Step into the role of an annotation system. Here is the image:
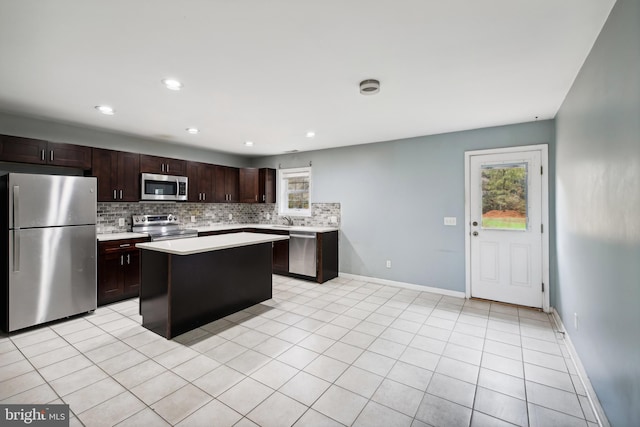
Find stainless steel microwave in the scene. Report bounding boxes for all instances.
[140,173,188,201]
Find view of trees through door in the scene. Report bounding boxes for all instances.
[481,163,528,230]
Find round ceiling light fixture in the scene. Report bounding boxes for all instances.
[162,78,183,91]
[359,79,380,95]
[186,127,199,134]
[244,141,254,147]
[306,131,315,138]
[95,105,115,115]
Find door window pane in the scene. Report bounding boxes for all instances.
[481,163,528,230]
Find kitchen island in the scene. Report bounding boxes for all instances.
[136,232,289,339]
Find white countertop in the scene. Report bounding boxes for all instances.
[97,223,338,242]
[136,232,289,255]
[196,224,340,233]
[97,232,149,241]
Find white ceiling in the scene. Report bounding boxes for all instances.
[0,1,615,157]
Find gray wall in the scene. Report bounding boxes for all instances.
[0,111,250,167]
[555,0,640,425]
[254,120,555,293]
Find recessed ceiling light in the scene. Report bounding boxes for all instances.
[306,131,315,138]
[186,128,199,134]
[244,141,254,147]
[162,78,183,91]
[95,105,115,115]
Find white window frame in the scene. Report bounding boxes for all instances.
[278,167,312,217]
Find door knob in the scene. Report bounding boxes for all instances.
[472,231,479,236]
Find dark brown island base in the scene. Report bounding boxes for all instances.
[136,232,289,339]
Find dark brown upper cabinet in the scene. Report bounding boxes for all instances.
[239,168,260,203]
[259,168,276,203]
[139,154,186,176]
[239,167,276,203]
[214,166,239,202]
[0,134,91,169]
[187,161,215,202]
[92,148,140,202]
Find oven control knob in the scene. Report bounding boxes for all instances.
[168,214,173,221]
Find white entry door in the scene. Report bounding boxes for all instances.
[467,147,547,309]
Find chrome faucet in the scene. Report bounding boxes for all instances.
[282,216,294,226]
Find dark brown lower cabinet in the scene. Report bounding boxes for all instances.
[272,239,289,274]
[317,230,339,283]
[256,229,289,273]
[98,237,148,306]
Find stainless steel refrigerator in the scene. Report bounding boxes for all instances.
[1,173,97,332]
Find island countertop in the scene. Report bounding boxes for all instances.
[136,232,289,255]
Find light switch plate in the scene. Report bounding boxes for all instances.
[191,216,196,223]
[228,214,233,220]
[118,218,125,227]
[444,217,457,226]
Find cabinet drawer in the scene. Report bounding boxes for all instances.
[99,238,149,253]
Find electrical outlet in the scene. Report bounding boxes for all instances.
[574,313,579,330]
[265,213,271,220]
[444,217,457,226]
[118,218,125,227]
[228,213,233,220]
[386,260,392,268]
[330,216,338,224]
[191,216,196,223]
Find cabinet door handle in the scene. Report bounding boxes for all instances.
[166,164,169,172]
[255,195,258,202]
[203,193,206,201]
[120,255,124,266]
[41,149,45,161]
[127,254,130,264]
[50,150,54,162]
[113,190,117,200]
[119,189,123,199]
[263,194,266,202]
[119,243,130,248]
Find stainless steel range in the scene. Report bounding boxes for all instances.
[132,214,198,241]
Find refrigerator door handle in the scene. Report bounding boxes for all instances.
[13,185,19,229]
[13,185,20,271]
[13,230,20,272]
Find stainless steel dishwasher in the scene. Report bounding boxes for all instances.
[289,231,317,277]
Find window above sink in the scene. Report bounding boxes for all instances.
[278,167,312,217]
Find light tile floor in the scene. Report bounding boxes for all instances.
[0,275,599,427]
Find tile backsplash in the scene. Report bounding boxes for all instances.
[97,202,341,233]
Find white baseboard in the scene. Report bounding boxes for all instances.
[338,272,466,299]
[551,309,610,427]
